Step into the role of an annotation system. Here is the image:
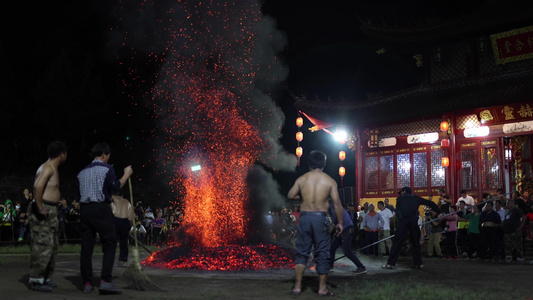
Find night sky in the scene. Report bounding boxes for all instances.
[1,1,417,205]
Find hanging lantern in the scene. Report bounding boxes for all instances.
[339,151,346,161]
[339,166,346,187]
[296,132,303,142]
[339,166,346,177]
[440,121,449,132]
[296,147,303,166]
[296,117,303,128]
[441,138,450,148]
[442,157,450,167]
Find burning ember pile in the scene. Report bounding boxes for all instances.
[144,244,294,271]
[116,1,294,270]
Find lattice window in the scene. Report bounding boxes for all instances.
[481,147,500,189]
[460,149,478,190]
[396,154,411,188]
[413,152,427,188]
[431,150,446,187]
[380,155,394,190]
[365,156,379,190]
[379,119,441,139]
[456,114,481,130]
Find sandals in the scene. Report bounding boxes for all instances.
[382,264,394,269]
[290,290,301,296]
[318,290,336,297]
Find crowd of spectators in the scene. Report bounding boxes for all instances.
[0,188,186,247]
[3,187,533,265]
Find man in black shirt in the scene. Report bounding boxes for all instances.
[383,187,440,269]
[502,199,525,263]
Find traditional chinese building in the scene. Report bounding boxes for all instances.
[295,1,533,205]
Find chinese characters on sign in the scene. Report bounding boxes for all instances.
[491,26,533,64]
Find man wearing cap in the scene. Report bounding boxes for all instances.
[383,187,441,269]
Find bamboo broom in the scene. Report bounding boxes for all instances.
[122,178,161,291]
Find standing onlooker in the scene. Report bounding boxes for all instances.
[437,188,451,214]
[462,205,481,259]
[478,201,501,261]
[441,205,459,259]
[502,199,526,263]
[458,190,475,213]
[77,143,132,294]
[29,141,67,292]
[426,209,443,258]
[18,188,33,242]
[328,203,366,274]
[357,202,368,250]
[383,187,440,269]
[362,204,383,256]
[512,191,527,215]
[377,201,394,256]
[111,194,133,267]
[494,199,506,259]
[456,201,469,257]
[384,198,396,234]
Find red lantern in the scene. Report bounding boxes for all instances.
[442,157,450,167]
[296,147,303,157]
[339,166,346,177]
[296,147,303,166]
[440,121,449,132]
[296,132,303,142]
[339,151,346,161]
[441,139,449,148]
[296,117,303,128]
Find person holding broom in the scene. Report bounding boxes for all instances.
[77,143,133,294]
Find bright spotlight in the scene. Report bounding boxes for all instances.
[191,165,202,172]
[334,130,348,142]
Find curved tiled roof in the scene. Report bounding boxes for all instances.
[295,70,533,127]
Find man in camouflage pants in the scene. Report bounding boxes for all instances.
[29,141,67,292]
[502,199,526,263]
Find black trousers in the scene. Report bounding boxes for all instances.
[387,217,422,266]
[115,217,130,262]
[479,227,499,259]
[80,203,117,284]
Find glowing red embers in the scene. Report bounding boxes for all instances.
[143,244,294,271]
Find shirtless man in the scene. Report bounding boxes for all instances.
[288,150,343,297]
[29,141,67,292]
[111,194,133,267]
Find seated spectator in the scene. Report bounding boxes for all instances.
[130,220,147,245]
[1,200,17,242]
[151,211,166,245]
[169,215,180,230]
[143,208,154,228]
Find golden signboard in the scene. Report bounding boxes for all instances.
[481,140,497,146]
[461,142,476,148]
[491,26,533,64]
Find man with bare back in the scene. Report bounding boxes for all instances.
[288,150,343,297]
[111,194,133,267]
[29,141,67,292]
